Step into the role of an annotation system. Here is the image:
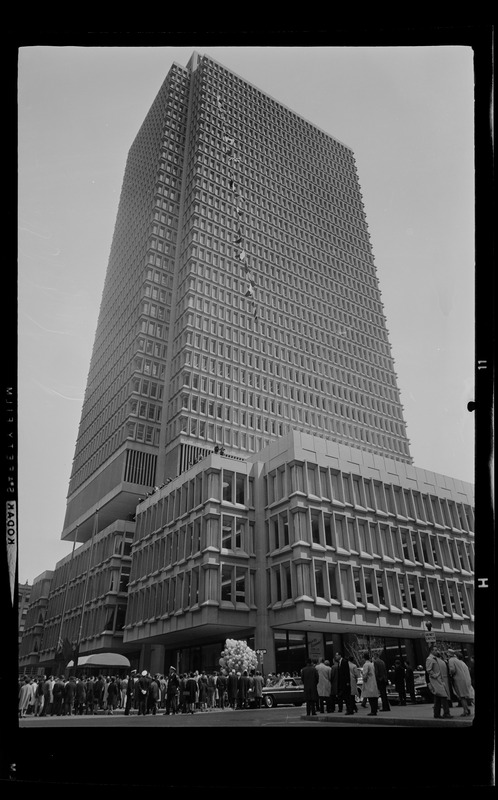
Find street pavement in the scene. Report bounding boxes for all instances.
[18,699,473,727]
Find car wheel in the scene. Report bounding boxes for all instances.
[264,695,276,708]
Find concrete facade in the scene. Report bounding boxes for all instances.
[124,431,474,675]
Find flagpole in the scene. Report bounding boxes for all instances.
[74,507,99,667]
[54,525,78,672]
[58,525,78,641]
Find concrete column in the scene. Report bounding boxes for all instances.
[253,462,275,674]
[149,644,166,676]
[295,562,305,597]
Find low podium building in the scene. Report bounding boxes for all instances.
[123,430,474,675]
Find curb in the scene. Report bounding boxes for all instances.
[301,712,473,728]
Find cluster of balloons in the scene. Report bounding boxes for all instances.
[219,639,258,673]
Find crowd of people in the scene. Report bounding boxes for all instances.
[299,648,475,719]
[18,666,267,717]
[19,647,474,720]
[123,666,268,714]
[18,673,129,717]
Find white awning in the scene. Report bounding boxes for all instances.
[66,653,131,669]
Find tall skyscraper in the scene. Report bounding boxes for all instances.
[21,52,473,679]
[62,51,411,547]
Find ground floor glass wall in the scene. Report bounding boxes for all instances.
[274,629,474,677]
[165,636,256,676]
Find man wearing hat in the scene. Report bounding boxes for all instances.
[137,670,151,716]
[165,666,180,715]
[124,670,137,715]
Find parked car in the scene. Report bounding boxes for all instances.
[356,669,432,704]
[248,676,305,708]
[386,670,432,703]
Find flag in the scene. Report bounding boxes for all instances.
[62,637,73,664]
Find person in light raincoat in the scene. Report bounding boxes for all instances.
[447,650,474,716]
[361,652,379,716]
[18,677,33,717]
[425,646,452,718]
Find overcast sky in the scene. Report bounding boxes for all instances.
[18,44,475,585]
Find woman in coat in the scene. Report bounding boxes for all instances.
[447,650,474,716]
[361,652,379,716]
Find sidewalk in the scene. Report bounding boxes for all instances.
[302,701,474,727]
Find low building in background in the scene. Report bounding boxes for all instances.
[19,573,51,676]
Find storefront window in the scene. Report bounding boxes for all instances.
[288,632,307,672]
[324,633,342,663]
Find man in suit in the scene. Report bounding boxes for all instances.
[217,670,228,709]
[165,666,180,715]
[301,659,319,716]
[335,652,354,714]
[138,670,151,715]
[237,670,251,709]
[124,670,137,715]
[227,669,239,709]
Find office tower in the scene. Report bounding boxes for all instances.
[25,52,473,679]
[62,50,411,548]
